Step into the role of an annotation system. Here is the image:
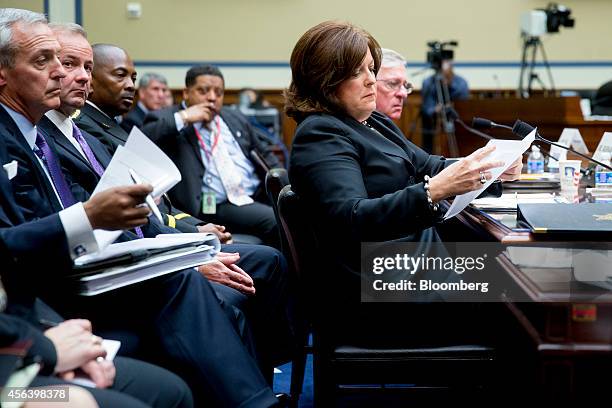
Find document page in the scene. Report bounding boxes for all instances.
[89,127,182,250]
[444,129,536,220]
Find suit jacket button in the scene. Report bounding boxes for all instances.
[236,131,241,137]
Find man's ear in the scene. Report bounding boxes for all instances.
[182,88,188,104]
[0,67,8,87]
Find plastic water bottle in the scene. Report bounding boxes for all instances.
[527,145,544,174]
[594,152,612,189]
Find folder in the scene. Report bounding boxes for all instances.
[517,203,612,235]
[71,234,219,296]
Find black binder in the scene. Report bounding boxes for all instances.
[517,203,612,235]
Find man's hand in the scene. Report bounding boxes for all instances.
[197,223,232,243]
[83,185,152,230]
[44,320,106,374]
[198,254,255,295]
[79,359,116,389]
[180,102,216,125]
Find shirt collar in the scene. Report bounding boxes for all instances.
[0,103,37,150]
[137,101,149,114]
[45,110,74,139]
[86,100,113,119]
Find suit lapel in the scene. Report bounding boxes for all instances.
[184,125,205,171]
[39,116,94,173]
[220,110,251,159]
[0,108,63,213]
[0,122,25,226]
[81,104,129,146]
[82,130,112,168]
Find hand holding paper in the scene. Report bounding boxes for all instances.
[443,129,536,220]
[89,127,182,250]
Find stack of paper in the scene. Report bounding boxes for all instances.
[471,193,565,211]
[73,234,219,296]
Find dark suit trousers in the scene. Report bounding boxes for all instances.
[30,356,193,408]
[217,244,296,378]
[44,269,277,407]
[208,199,279,248]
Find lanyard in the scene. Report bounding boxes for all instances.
[194,116,221,162]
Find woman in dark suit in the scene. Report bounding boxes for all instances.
[286,21,521,339]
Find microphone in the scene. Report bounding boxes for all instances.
[471,116,565,168]
[512,120,612,171]
[472,117,512,131]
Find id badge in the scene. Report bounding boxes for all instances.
[202,191,216,214]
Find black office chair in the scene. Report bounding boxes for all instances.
[264,170,310,407]
[276,185,497,406]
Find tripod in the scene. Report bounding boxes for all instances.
[518,36,555,98]
[432,72,459,157]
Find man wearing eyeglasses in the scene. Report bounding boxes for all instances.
[375,48,413,120]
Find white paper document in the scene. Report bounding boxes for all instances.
[443,129,536,220]
[70,339,121,388]
[470,192,565,211]
[89,127,182,250]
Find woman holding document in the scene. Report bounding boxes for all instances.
[286,21,522,339]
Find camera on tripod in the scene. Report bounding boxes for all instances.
[521,3,574,37]
[426,41,458,71]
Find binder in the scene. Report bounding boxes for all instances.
[517,203,612,235]
[71,234,219,296]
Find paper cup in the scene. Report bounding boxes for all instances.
[559,160,581,191]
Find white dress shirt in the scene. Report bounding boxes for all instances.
[1,103,98,258]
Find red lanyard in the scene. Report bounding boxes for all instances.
[194,116,221,162]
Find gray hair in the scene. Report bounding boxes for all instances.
[380,48,406,69]
[49,22,87,39]
[138,72,168,89]
[0,8,47,68]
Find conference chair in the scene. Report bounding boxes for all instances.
[265,169,309,407]
[276,185,498,406]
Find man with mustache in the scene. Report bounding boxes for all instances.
[47,38,295,386]
[141,65,281,248]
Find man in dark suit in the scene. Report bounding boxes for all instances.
[41,27,295,378]
[141,65,281,247]
[73,45,243,242]
[121,72,168,133]
[0,11,280,407]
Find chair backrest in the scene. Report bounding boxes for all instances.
[264,168,289,251]
[277,185,320,291]
[264,168,289,215]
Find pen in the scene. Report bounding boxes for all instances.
[128,168,164,223]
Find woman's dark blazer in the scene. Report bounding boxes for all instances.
[289,111,450,297]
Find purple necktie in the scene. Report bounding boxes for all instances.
[72,123,105,177]
[34,131,77,208]
[71,123,143,238]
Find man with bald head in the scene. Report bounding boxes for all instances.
[74,43,136,153]
[1,16,282,407]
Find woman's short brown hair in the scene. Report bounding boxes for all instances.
[284,21,381,122]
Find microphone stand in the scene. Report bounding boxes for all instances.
[513,120,612,172]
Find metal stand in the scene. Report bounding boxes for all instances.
[519,36,555,98]
[433,72,459,157]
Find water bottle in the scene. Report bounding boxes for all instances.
[527,145,544,174]
[594,152,612,189]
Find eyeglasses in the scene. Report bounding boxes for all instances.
[377,79,413,94]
